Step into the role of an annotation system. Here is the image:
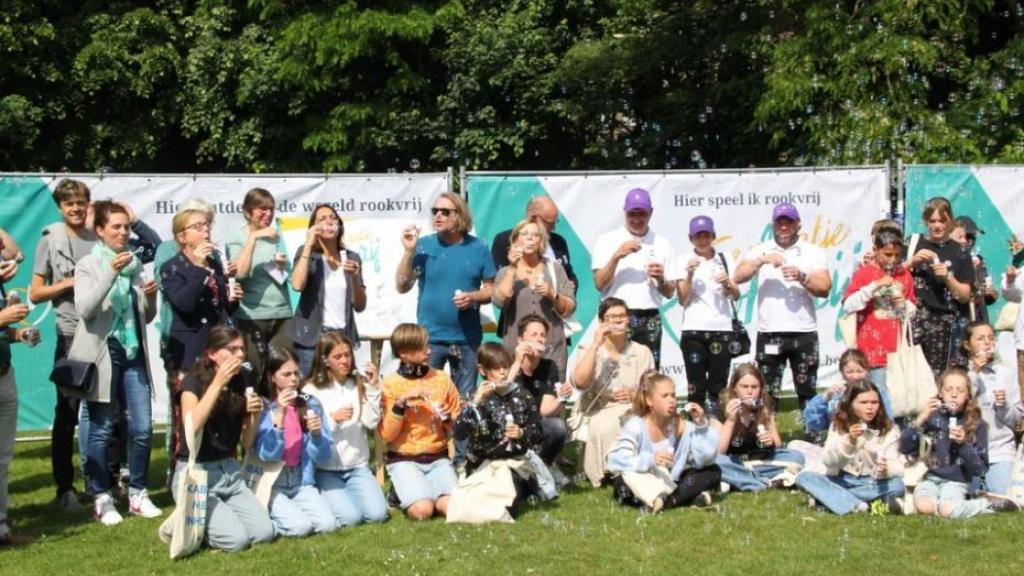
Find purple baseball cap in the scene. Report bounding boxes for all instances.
[689,215,715,236]
[624,188,653,212]
[772,202,800,222]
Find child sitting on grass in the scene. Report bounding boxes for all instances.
[795,380,904,515]
[607,372,720,512]
[379,324,462,520]
[900,367,1018,517]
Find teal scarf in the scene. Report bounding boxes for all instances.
[92,244,141,360]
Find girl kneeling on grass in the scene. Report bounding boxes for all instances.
[607,372,720,512]
[253,348,337,536]
[900,367,1018,517]
[172,326,274,552]
[795,380,904,515]
[302,332,389,527]
[380,324,462,520]
[714,364,804,492]
[962,321,1022,496]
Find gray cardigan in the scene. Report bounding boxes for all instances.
[67,254,157,403]
[290,248,361,348]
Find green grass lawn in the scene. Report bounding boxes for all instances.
[2,417,1023,575]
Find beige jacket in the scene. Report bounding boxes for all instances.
[67,254,156,403]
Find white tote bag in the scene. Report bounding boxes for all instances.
[242,451,284,509]
[158,414,208,559]
[884,321,937,417]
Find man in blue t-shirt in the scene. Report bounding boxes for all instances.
[395,192,496,398]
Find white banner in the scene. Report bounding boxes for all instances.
[469,167,891,398]
[36,173,450,422]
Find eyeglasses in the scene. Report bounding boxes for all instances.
[184,221,211,232]
[431,207,457,217]
[603,313,629,321]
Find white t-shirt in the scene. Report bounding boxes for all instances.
[674,251,736,332]
[591,226,676,310]
[322,258,349,330]
[744,239,828,333]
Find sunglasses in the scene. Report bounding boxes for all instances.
[431,207,457,217]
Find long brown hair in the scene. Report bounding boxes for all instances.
[937,367,983,443]
[306,332,366,407]
[832,379,893,435]
[307,204,345,252]
[266,346,308,433]
[720,363,773,436]
[183,325,248,416]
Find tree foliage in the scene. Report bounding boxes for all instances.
[0,0,1022,172]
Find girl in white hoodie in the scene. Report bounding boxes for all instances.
[302,332,389,526]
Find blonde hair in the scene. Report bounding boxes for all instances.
[391,323,429,358]
[631,371,674,418]
[172,208,211,247]
[510,218,550,256]
[437,192,473,236]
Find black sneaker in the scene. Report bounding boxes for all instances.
[884,495,904,515]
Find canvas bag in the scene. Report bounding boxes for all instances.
[884,321,937,417]
[158,414,208,559]
[241,450,284,509]
[995,302,1019,332]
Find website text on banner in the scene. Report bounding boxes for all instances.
[468,168,890,397]
[0,173,449,431]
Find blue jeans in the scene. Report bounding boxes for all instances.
[316,466,389,527]
[716,449,805,492]
[985,461,1013,496]
[84,345,152,495]
[428,342,479,399]
[294,344,315,379]
[796,470,905,516]
[428,342,477,462]
[915,473,991,518]
[386,458,457,509]
[868,368,895,418]
[269,466,337,537]
[172,458,275,552]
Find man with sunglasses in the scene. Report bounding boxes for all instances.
[591,188,676,368]
[396,192,496,403]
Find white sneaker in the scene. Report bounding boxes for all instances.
[94,493,123,526]
[129,490,163,518]
[57,489,85,513]
[719,482,731,494]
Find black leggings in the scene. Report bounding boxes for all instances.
[680,330,735,410]
[756,331,819,408]
[613,465,722,509]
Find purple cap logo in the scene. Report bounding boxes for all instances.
[624,188,653,212]
[689,215,715,236]
[772,202,800,222]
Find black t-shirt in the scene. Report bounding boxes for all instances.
[911,237,975,314]
[514,358,559,410]
[175,374,247,463]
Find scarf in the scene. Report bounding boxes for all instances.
[397,362,429,379]
[92,244,141,360]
